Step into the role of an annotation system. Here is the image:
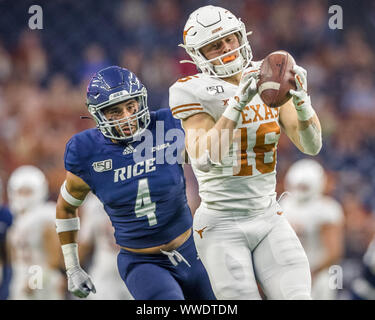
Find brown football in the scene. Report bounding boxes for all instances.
[257,50,296,108]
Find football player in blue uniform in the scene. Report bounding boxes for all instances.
[349,237,375,300]
[0,178,13,300]
[56,66,215,300]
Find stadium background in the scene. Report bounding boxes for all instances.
[0,0,374,298]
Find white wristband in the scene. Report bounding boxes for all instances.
[222,98,242,122]
[295,96,315,121]
[60,181,84,207]
[56,217,80,233]
[61,243,80,270]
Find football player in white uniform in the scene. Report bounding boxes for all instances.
[169,5,322,299]
[281,159,344,300]
[78,193,133,300]
[7,166,64,300]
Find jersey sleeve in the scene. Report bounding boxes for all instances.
[319,198,344,225]
[64,136,87,181]
[169,81,215,121]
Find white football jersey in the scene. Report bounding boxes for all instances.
[281,195,344,270]
[169,63,281,213]
[9,201,63,300]
[281,195,344,299]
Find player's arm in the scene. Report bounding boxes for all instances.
[312,221,344,279]
[279,65,322,156]
[43,223,64,270]
[56,171,96,298]
[182,112,235,170]
[182,70,259,171]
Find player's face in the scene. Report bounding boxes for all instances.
[200,33,240,65]
[291,183,312,202]
[103,99,139,135]
[11,186,35,214]
[15,186,34,197]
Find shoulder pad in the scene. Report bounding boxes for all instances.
[169,79,205,120]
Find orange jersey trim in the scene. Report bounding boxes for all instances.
[171,103,201,113]
[172,107,204,116]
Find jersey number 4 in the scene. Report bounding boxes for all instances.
[235,121,280,176]
[135,178,157,226]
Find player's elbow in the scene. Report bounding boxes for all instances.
[302,142,322,156]
[299,129,322,156]
[56,194,78,219]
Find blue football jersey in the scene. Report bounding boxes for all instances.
[64,108,192,248]
[0,206,12,241]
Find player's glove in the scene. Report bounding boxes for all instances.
[236,67,259,108]
[223,67,259,122]
[289,65,314,121]
[66,266,96,298]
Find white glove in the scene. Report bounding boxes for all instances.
[235,67,259,109]
[67,266,96,298]
[289,65,314,121]
[223,67,259,122]
[289,65,311,109]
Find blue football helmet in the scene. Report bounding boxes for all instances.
[86,66,150,141]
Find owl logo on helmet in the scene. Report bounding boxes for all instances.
[179,5,253,78]
[86,66,151,141]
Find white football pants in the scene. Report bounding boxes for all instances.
[193,202,312,300]
[311,269,337,300]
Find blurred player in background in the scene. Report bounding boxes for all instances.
[56,66,215,300]
[281,159,344,300]
[0,177,13,300]
[170,5,322,299]
[7,165,64,300]
[349,237,375,300]
[78,193,133,300]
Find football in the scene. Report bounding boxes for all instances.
[257,50,297,108]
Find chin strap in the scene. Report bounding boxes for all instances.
[80,115,93,120]
[179,59,196,65]
[178,44,194,64]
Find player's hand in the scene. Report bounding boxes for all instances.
[235,67,259,109]
[66,266,96,298]
[289,65,311,111]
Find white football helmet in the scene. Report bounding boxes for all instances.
[179,5,253,78]
[7,165,48,215]
[284,159,326,202]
